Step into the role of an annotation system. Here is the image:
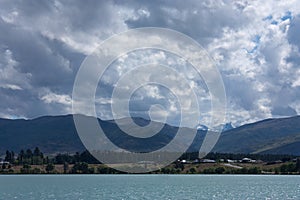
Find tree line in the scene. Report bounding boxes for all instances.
[1,147,110,174]
[180,152,297,162]
[3,148,298,165]
[3,147,100,165]
[1,148,300,174]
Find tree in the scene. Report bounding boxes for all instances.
[11,151,15,163]
[24,149,33,164]
[44,156,50,164]
[4,151,15,163]
[175,161,184,171]
[296,158,300,172]
[215,167,225,174]
[20,164,31,174]
[18,150,25,164]
[55,153,73,164]
[33,147,43,165]
[63,162,69,174]
[46,163,55,173]
[2,163,6,170]
[80,151,100,164]
[287,163,296,172]
[33,147,43,158]
[97,166,114,174]
[189,167,197,174]
[71,162,89,174]
[247,167,260,174]
[4,151,12,162]
[279,164,296,173]
[74,152,80,163]
[202,168,215,174]
[25,149,33,158]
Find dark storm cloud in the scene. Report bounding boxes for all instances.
[122,0,248,45]
[0,0,300,126]
[0,19,73,89]
[0,0,125,118]
[0,17,82,118]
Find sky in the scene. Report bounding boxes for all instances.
[1,0,300,127]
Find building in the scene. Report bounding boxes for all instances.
[0,161,10,165]
[241,158,256,163]
[201,159,216,163]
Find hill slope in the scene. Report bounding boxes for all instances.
[0,115,300,155]
[0,115,193,154]
[213,116,300,155]
[0,115,85,154]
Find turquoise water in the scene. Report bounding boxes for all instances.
[0,175,299,200]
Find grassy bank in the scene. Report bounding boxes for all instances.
[1,148,299,174]
[1,161,300,175]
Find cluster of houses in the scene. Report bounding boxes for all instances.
[0,156,10,166]
[179,157,259,164]
[223,157,259,163]
[0,161,10,165]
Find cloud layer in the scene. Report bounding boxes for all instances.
[1,0,300,127]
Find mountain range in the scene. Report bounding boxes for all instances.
[0,115,299,155]
[213,116,300,155]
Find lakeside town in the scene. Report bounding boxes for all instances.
[1,148,299,174]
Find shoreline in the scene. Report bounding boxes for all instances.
[1,162,300,175]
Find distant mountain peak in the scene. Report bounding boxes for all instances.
[195,124,209,131]
[1,115,300,155]
[222,122,234,132]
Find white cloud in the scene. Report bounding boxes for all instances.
[1,0,300,127]
[202,0,300,125]
[0,48,31,90]
[0,84,22,90]
[40,92,72,105]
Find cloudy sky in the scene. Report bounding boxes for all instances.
[1,0,300,127]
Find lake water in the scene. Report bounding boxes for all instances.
[0,175,299,200]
